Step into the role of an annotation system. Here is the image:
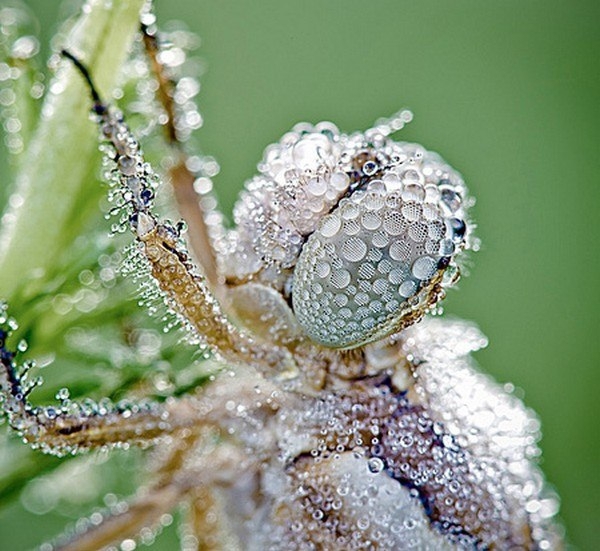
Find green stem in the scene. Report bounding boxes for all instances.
[0,0,146,300]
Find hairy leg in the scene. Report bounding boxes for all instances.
[50,483,183,551]
[184,488,227,551]
[1,306,283,456]
[61,51,296,378]
[49,440,245,551]
[141,24,222,289]
[0,324,171,454]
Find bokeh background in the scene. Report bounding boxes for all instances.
[1,0,598,549]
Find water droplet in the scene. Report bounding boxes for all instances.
[330,269,351,290]
[411,256,437,280]
[450,217,466,241]
[440,187,461,213]
[292,134,331,168]
[399,279,418,298]
[341,237,367,262]
[320,214,341,238]
[54,388,70,402]
[330,171,350,192]
[367,457,385,473]
[361,211,382,230]
[383,211,407,236]
[117,155,137,176]
[363,160,378,176]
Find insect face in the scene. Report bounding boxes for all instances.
[223,123,471,349]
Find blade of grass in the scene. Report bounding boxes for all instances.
[0,0,146,300]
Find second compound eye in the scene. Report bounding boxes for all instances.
[292,158,469,349]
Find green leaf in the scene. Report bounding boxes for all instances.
[0,0,146,300]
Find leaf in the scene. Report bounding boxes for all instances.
[0,0,146,301]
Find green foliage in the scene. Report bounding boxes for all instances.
[0,0,146,298]
[0,3,206,543]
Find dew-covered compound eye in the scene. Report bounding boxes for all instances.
[223,118,472,349]
[292,145,470,349]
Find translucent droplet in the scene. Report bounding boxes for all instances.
[399,279,418,298]
[55,388,70,401]
[330,269,351,289]
[315,260,331,278]
[389,240,411,262]
[440,186,461,213]
[292,134,331,168]
[411,256,437,280]
[341,237,367,262]
[320,215,342,238]
[450,217,466,241]
[367,457,385,473]
[330,171,350,192]
[307,177,327,196]
[383,211,407,236]
[363,160,378,176]
[362,211,382,230]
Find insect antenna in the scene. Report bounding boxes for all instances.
[140,22,178,144]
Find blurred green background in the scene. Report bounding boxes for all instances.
[1,0,598,549]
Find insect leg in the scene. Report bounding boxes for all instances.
[185,488,223,550]
[0,305,203,455]
[50,482,185,551]
[0,376,170,455]
[0,341,171,455]
[49,440,244,551]
[61,51,296,378]
[1,298,283,456]
[155,430,241,550]
[140,22,222,289]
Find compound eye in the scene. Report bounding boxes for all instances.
[292,170,468,349]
